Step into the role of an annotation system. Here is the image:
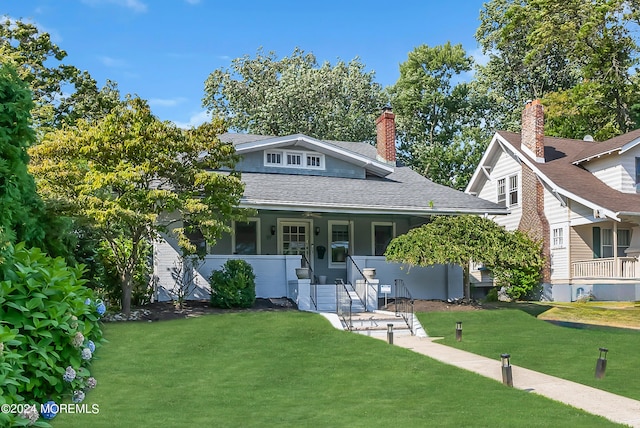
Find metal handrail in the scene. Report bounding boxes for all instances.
[302,254,317,310]
[335,279,352,330]
[394,279,414,335]
[346,255,375,311]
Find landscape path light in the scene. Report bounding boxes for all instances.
[455,321,462,342]
[387,323,394,345]
[595,347,608,379]
[501,353,513,387]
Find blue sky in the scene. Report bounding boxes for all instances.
[4,0,487,128]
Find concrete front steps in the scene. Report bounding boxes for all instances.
[344,310,427,338]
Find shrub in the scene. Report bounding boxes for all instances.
[96,237,153,310]
[210,259,256,308]
[485,287,499,302]
[0,243,104,427]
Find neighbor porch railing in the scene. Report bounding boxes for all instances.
[572,257,639,279]
[336,279,352,330]
[394,279,414,335]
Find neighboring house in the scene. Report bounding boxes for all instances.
[155,108,506,310]
[466,100,640,302]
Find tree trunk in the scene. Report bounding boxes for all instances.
[463,265,471,304]
[121,270,133,317]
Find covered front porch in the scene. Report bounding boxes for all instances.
[153,238,463,311]
[551,221,640,301]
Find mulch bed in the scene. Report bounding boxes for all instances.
[105,298,488,323]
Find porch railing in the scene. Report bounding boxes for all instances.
[302,254,317,310]
[572,257,639,279]
[394,279,414,335]
[336,279,352,330]
[347,255,376,311]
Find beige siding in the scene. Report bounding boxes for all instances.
[571,225,593,262]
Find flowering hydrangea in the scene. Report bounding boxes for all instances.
[70,315,78,329]
[86,377,97,389]
[41,400,59,420]
[18,405,39,426]
[71,332,84,348]
[72,390,85,403]
[86,340,96,353]
[63,366,76,382]
[81,347,92,360]
[96,301,106,315]
[85,298,91,305]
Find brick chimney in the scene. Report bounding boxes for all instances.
[521,99,545,163]
[376,105,396,165]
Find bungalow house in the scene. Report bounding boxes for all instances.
[154,108,506,311]
[466,100,640,302]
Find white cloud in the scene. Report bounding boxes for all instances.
[149,97,187,108]
[173,110,211,129]
[81,0,148,13]
[97,55,128,68]
[1,15,63,43]
[469,47,490,67]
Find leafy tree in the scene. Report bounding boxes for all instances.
[0,18,120,130]
[475,0,640,137]
[385,215,543,301]
[0,63,46,247]
[29,96,247,316]
[390,43,491,189]
[203,47,386,142]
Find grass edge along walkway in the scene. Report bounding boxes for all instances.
[392,335,640,428]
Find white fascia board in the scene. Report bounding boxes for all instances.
[234,134,394,176]
[619,136,640,154]
[497,137,619,221]
[465,132,501,193]
[240,200,507,216]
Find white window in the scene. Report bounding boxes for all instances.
[509,174,519,206]
[307,154,322,168]
[286,152,302,166]
[602,228,631,258]
[328,221,352,268]
[265,151,282,165]
[497,178,506,206]
[552,227,564,249]
[264,150,324,170]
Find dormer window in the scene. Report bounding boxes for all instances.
[264,150,324,170]
[266,151,282,165]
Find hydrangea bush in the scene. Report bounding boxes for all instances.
[0,243,105,427]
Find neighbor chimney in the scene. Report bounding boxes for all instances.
[521,99,545,163]
[376,105,396,165]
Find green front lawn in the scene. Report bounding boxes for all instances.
[419,307,640,400]
[52,312,617,427]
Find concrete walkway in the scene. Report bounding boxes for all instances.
[392,335,640,427]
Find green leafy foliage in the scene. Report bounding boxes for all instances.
[0,18,120,130]
[0,243,104,427]
[29,97,247,315]
[0,64,46,248]
[210,260,256,308]
[203,47,386,142]
[96,238,153,309]
[390,43,492,189]
[385,215,543,300]
[475,0,640,136]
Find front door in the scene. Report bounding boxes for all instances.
[280,221,311,267]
